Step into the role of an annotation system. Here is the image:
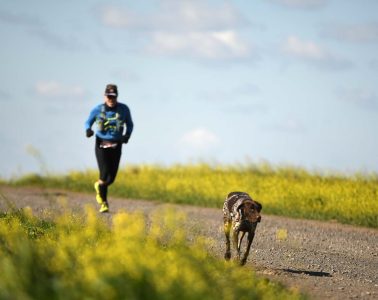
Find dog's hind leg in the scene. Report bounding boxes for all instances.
[224,222,231,260]
[240,230,255,266]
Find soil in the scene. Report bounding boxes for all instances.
[1,186,377,300]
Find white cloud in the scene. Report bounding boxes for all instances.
[100,1,246,31]
[98,1,254,61]
[282,35,352,69]
[283,36,328,60]
[267,0,329,9]
[35,81,85,97]
[178,128,220,150]
[338,87,378,110]
[148,30,251,59]
[323,23,378,43]
[100,6,135,28]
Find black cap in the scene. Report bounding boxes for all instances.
[105,84,118,96]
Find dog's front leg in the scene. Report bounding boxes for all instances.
[240,230,255,266]
[224,221,231,260]
[232,229,240,261]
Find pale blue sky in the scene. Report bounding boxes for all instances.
[1,0,377,178]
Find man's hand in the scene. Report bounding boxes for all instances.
[121,134,130,144]
[86,129,94,138]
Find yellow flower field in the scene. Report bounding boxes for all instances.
[0,208,304,300]
[10,163,378,228]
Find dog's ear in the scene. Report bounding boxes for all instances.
[255,201,262,212]
[237,199,253,211]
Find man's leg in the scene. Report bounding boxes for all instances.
[95,141,110,212]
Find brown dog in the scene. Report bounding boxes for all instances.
[223,191,262,265]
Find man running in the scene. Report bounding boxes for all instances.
[85,84,134,212]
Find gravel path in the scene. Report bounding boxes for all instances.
[1,186,377,300]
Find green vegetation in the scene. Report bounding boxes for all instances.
[0,207,304,300]
[8,163,378,228]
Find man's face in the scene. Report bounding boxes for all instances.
[105,95,117,107]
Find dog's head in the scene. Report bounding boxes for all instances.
[235,199,262,224]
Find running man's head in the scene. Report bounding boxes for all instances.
[104,84,118,107]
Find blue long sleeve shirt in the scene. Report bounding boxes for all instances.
[85,102,134,141]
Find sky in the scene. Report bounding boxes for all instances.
[0,0,378,178]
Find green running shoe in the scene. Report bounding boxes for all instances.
[99,202,109,213]
[94,182,104,204]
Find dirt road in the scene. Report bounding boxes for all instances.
[1,186,377,299]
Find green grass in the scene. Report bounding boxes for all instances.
[0,207,305,300]
[7,163,378,228]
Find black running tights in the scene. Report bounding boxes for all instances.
[95,139,122,202]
